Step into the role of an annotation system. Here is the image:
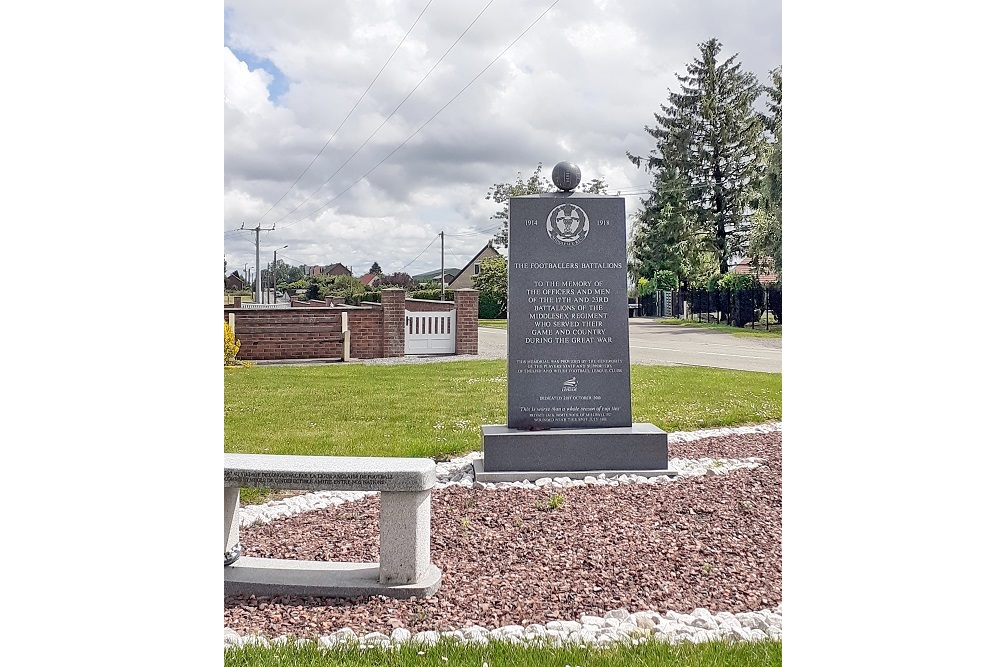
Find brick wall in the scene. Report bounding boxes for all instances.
[404,298,452,312]
[225,288,479,361]
[340,307,383,359]
[224,308,346,361]
[381,289,405,358]
[454,289,479,355]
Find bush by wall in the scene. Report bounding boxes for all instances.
[478,292,504,319]
[224,321,241,365]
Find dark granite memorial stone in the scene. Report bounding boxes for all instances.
[506,192,632,430]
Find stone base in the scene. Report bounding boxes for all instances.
[472,458,677,483]
[224,558,442,599]
[480,423,668,473]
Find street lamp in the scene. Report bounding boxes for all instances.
[272,245,288,303]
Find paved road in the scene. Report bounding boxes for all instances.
[477,319,781,374]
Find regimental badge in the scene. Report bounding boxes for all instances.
[546,204,589,247]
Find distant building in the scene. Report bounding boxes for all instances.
[448,242,501,290]
[308,263,353,277]
[731,257,778,284]
[225,271,247,290]
[359,273,382,288]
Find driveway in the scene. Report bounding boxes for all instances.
[477,319,781,374]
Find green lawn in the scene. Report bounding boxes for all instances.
[224,637,782,667]
[655,318,782,338]
[478,319,508,328]
[224,361,781,461]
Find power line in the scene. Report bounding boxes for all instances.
[250,0,437,226]
[278,0,563,230]
[266,0,498,227]
[400,236,440,271]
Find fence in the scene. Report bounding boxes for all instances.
[636,286,782,329]
[239,302,291,310]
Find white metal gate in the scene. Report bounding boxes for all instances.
[404,310,456,354]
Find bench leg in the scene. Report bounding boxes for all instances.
[224,486,241,565]
[379,490,431,585]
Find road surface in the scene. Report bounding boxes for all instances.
[478,319,781,374]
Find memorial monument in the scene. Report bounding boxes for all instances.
[474,161,671,482]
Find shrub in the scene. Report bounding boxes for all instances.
[636,277,656,297]
[224,321,241,366]
[653,269,679,291]
[478,293,504,319]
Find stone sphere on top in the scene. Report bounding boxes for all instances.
[552,161,582,192]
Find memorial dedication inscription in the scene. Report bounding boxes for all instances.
[507,192,632,429]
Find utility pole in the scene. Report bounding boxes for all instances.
[440,231,445,300]
[273,245,287,303]
[241,222,274,303]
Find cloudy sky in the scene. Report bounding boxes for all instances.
[224,0,781,281]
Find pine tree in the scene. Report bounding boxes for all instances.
[369,262,383,276]
[749,67,782,279]
[628,38,766,279]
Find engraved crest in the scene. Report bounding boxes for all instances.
[546,204,589,247]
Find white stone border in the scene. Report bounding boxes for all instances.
[225,605,782,649]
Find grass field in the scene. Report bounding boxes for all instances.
[224,636,782,667]
[655,318,781,338]
[224,361,781,461]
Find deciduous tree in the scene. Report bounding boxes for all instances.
[487,164,608,248]
[472,255,508,317]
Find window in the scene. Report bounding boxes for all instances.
[473,263,481,275]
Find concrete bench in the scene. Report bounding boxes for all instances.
[224,453,441,598]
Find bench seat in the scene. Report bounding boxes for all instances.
[224,454,441,599]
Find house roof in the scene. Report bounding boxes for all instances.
[732,257,778,283]
[323,262,352,276]
[454,242,500,280]
[359,273,380,286]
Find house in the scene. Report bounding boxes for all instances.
[732,257,779,284]
[309,263,353,277]
[448,242,501,290]
[225,271,247,290]
[359,273,382,288]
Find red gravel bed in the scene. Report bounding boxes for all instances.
[224,431,781,638]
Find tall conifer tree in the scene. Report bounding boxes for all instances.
[628,38,766,278]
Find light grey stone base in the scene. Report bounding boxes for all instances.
[225,558,442,599]
[480,423,668,473]
[472,458,677,483]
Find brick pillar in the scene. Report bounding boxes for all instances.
[233,296,242,308]
[454,289,479,355]
[381,288,405,358]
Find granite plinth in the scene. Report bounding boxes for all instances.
[225,559,442,599]
[471,458,676,483]
[480,423,668,473]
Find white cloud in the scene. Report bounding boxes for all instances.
[224,0,781,278]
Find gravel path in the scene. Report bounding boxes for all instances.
[224,428,781,641]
